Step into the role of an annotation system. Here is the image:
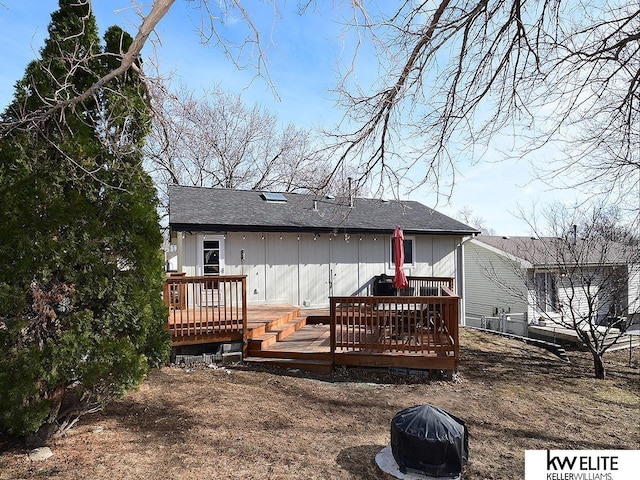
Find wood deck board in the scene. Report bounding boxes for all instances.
[263,325,332,354]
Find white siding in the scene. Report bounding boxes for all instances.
[299,234,330,307]
[464,240,528,318]
[330,236,361,296]
[554,270,608,323]
[265,233,299,305]
[412,236,434,277]
[357,236,387,295]
[431,236,458,279]
[177,231,465,307]
[227,232,267,304]
[182,234,199,277]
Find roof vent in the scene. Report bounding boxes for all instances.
[260,192,287,203]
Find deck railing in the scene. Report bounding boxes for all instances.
[163,275,247,344]
[402,276,455,296]
[329,287,459,360]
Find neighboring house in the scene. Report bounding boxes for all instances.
[168,185,478,312]
[465,236,640,331]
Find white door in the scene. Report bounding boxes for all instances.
[330,238,360,297]
[197,235,226,306]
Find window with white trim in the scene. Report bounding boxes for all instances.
[202,240,221,275]
[390,236,415,267]
[535,271,559,313]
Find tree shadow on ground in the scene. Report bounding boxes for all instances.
[99,396,199,447]
[0,379,200,455]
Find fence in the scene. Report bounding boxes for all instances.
[466,312,528,337]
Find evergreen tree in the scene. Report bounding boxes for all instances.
[0,0,170,444]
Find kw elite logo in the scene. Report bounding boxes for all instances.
[525,450,639,480]
[546,450,617,479]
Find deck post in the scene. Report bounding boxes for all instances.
[242,276,248,360]
[452,294,460,372]
[329,297,336,369]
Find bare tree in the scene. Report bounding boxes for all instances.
[145,82,330,222]
[2,1,638,206]
[457,206,496,235]
[481,202,639,379]
[331,1,640,206]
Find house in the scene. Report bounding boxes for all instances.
[464,236,640,336]
[166,185,482,374]
[169,185,478,313]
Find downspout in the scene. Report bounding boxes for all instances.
[297,233,301,307]
[177,231,185,273]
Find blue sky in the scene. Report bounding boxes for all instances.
[0,1,587,235]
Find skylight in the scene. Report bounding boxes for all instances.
[260,192,287,203]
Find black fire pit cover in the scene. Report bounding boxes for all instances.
[390,404,468,478]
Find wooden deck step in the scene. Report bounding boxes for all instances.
[246,324,333,375]
[249,324,331,355]
[246,349,330,361]
[246,307,302,339]
[247,315,308,350]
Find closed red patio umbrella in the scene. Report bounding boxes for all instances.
[392,226,409,291]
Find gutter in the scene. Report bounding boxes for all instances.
[169,223,480,237]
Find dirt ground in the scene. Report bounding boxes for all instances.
[1,328,638,479]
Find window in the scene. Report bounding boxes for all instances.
[260,192,287,203]
[535,272,558,313]
[390,237,415,266]
[203,240,220,275]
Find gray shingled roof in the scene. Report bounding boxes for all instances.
[169,185,478,235]
[474,236,632,267]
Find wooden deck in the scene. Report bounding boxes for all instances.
[168,304,302,346]
[165,275,460,376]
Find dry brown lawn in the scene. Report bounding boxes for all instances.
[1,328,638,479]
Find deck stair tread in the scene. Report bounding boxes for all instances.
[256,325,331,354]
[245,306,302,339]
[246,350,331,361]
[247,324,332,365]
[247,315,309,350]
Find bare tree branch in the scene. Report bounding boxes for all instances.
[479,201,640,378]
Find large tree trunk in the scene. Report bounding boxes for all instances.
[593,352,606,380]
